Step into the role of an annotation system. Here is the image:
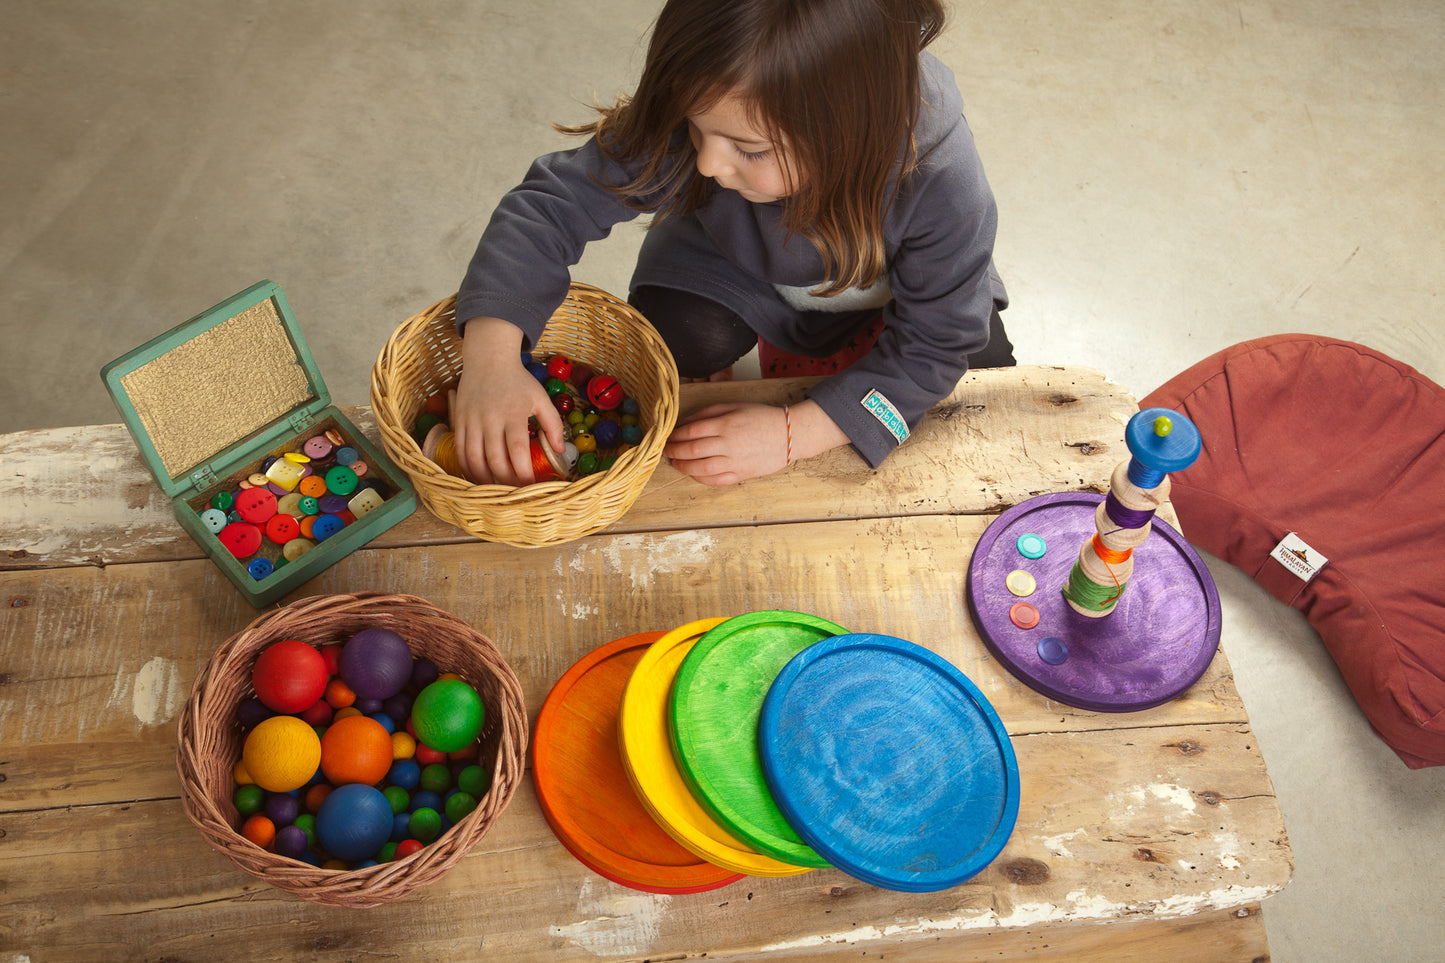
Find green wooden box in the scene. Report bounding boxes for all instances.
[101,280,416,607]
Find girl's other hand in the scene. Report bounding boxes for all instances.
[452,317,566,487]
[665,400,850,485]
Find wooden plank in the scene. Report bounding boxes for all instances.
[0,515,1246,812]
[0,366,1132,570]
[0,725,1287,961]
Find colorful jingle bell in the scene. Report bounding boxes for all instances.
[587,374,624,411]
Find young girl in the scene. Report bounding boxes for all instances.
[451,0,1012,487]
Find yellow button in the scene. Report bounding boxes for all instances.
[1006,570,1037,597]
[265,459,305,491]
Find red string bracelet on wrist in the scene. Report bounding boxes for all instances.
[783,404,794,466]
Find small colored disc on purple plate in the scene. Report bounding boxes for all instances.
[966,492,1221,712]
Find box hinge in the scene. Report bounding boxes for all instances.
[288,409,315,434]
[190,465,218,492]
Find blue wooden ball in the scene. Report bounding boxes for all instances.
[387,758,422,791]
[315,784,393,862]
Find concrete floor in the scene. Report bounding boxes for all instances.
[3,1,1442,959]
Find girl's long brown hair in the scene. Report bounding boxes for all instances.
[562,0,948,297]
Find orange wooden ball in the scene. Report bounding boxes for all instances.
[241,813,276,850]
[320,714,394,787]
[325,677,357,709]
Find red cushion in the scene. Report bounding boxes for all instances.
[1142,335,1445,768]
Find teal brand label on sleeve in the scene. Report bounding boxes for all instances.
[862,389,909,444]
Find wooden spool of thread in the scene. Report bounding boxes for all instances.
[1062,409,1199,618]
[423,423,465,479]
[424,423,570,485]
[1093,501,1153,551]
[1063,535,1135,618]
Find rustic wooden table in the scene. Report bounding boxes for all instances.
[0,367,1292,962]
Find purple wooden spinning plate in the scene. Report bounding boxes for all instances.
[966,492,1221,712]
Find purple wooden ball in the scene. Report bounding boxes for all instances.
[237,697,272,729]
[275,824,310,861]
[340,628,414,700]
[265,791,301,826]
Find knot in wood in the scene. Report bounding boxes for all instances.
[1170,739,1204,755]
[8,596,29,608]
[1000,857,1050,885]
[1199,790,1222,806]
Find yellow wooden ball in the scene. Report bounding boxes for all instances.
[242,715,322,792]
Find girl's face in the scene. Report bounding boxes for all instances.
[687,90,800,204]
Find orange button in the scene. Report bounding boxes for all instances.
[298,475,328,498]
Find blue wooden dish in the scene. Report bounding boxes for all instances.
[758,633,1019,892]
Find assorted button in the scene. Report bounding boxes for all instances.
[1037,636,1069,665]
[193,428,393,580]
[1008,602,1040,630]
[1015,533,1047,559]
[1005,570,1037,597]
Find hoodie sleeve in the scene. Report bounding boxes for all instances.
[454,137,647,348]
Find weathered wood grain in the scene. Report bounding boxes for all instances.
[0,366,1129,570]
[0,366,1292,962]
[0,515,1244,812]
[0,725,1285,962]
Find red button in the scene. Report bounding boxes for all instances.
[234,487,278,525]
[265,512,301,544]
[218,522,263,558]
[1009,602,1040,630]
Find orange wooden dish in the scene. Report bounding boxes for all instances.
[532,632,742,893]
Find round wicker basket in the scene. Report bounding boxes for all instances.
[371,283,680,547]
[176,592,528,907]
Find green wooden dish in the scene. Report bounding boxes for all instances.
[668,610,847,868]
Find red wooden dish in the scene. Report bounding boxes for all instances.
[533,632,742,894]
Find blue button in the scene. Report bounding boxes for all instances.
[248,558,275,580]
[311,514,345,541]
[1037,637,1069,665]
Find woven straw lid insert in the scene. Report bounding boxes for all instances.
[120,298,314,479]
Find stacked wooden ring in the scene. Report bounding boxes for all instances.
[532,611,1020,894]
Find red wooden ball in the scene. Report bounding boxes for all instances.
[252,640,329,714]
